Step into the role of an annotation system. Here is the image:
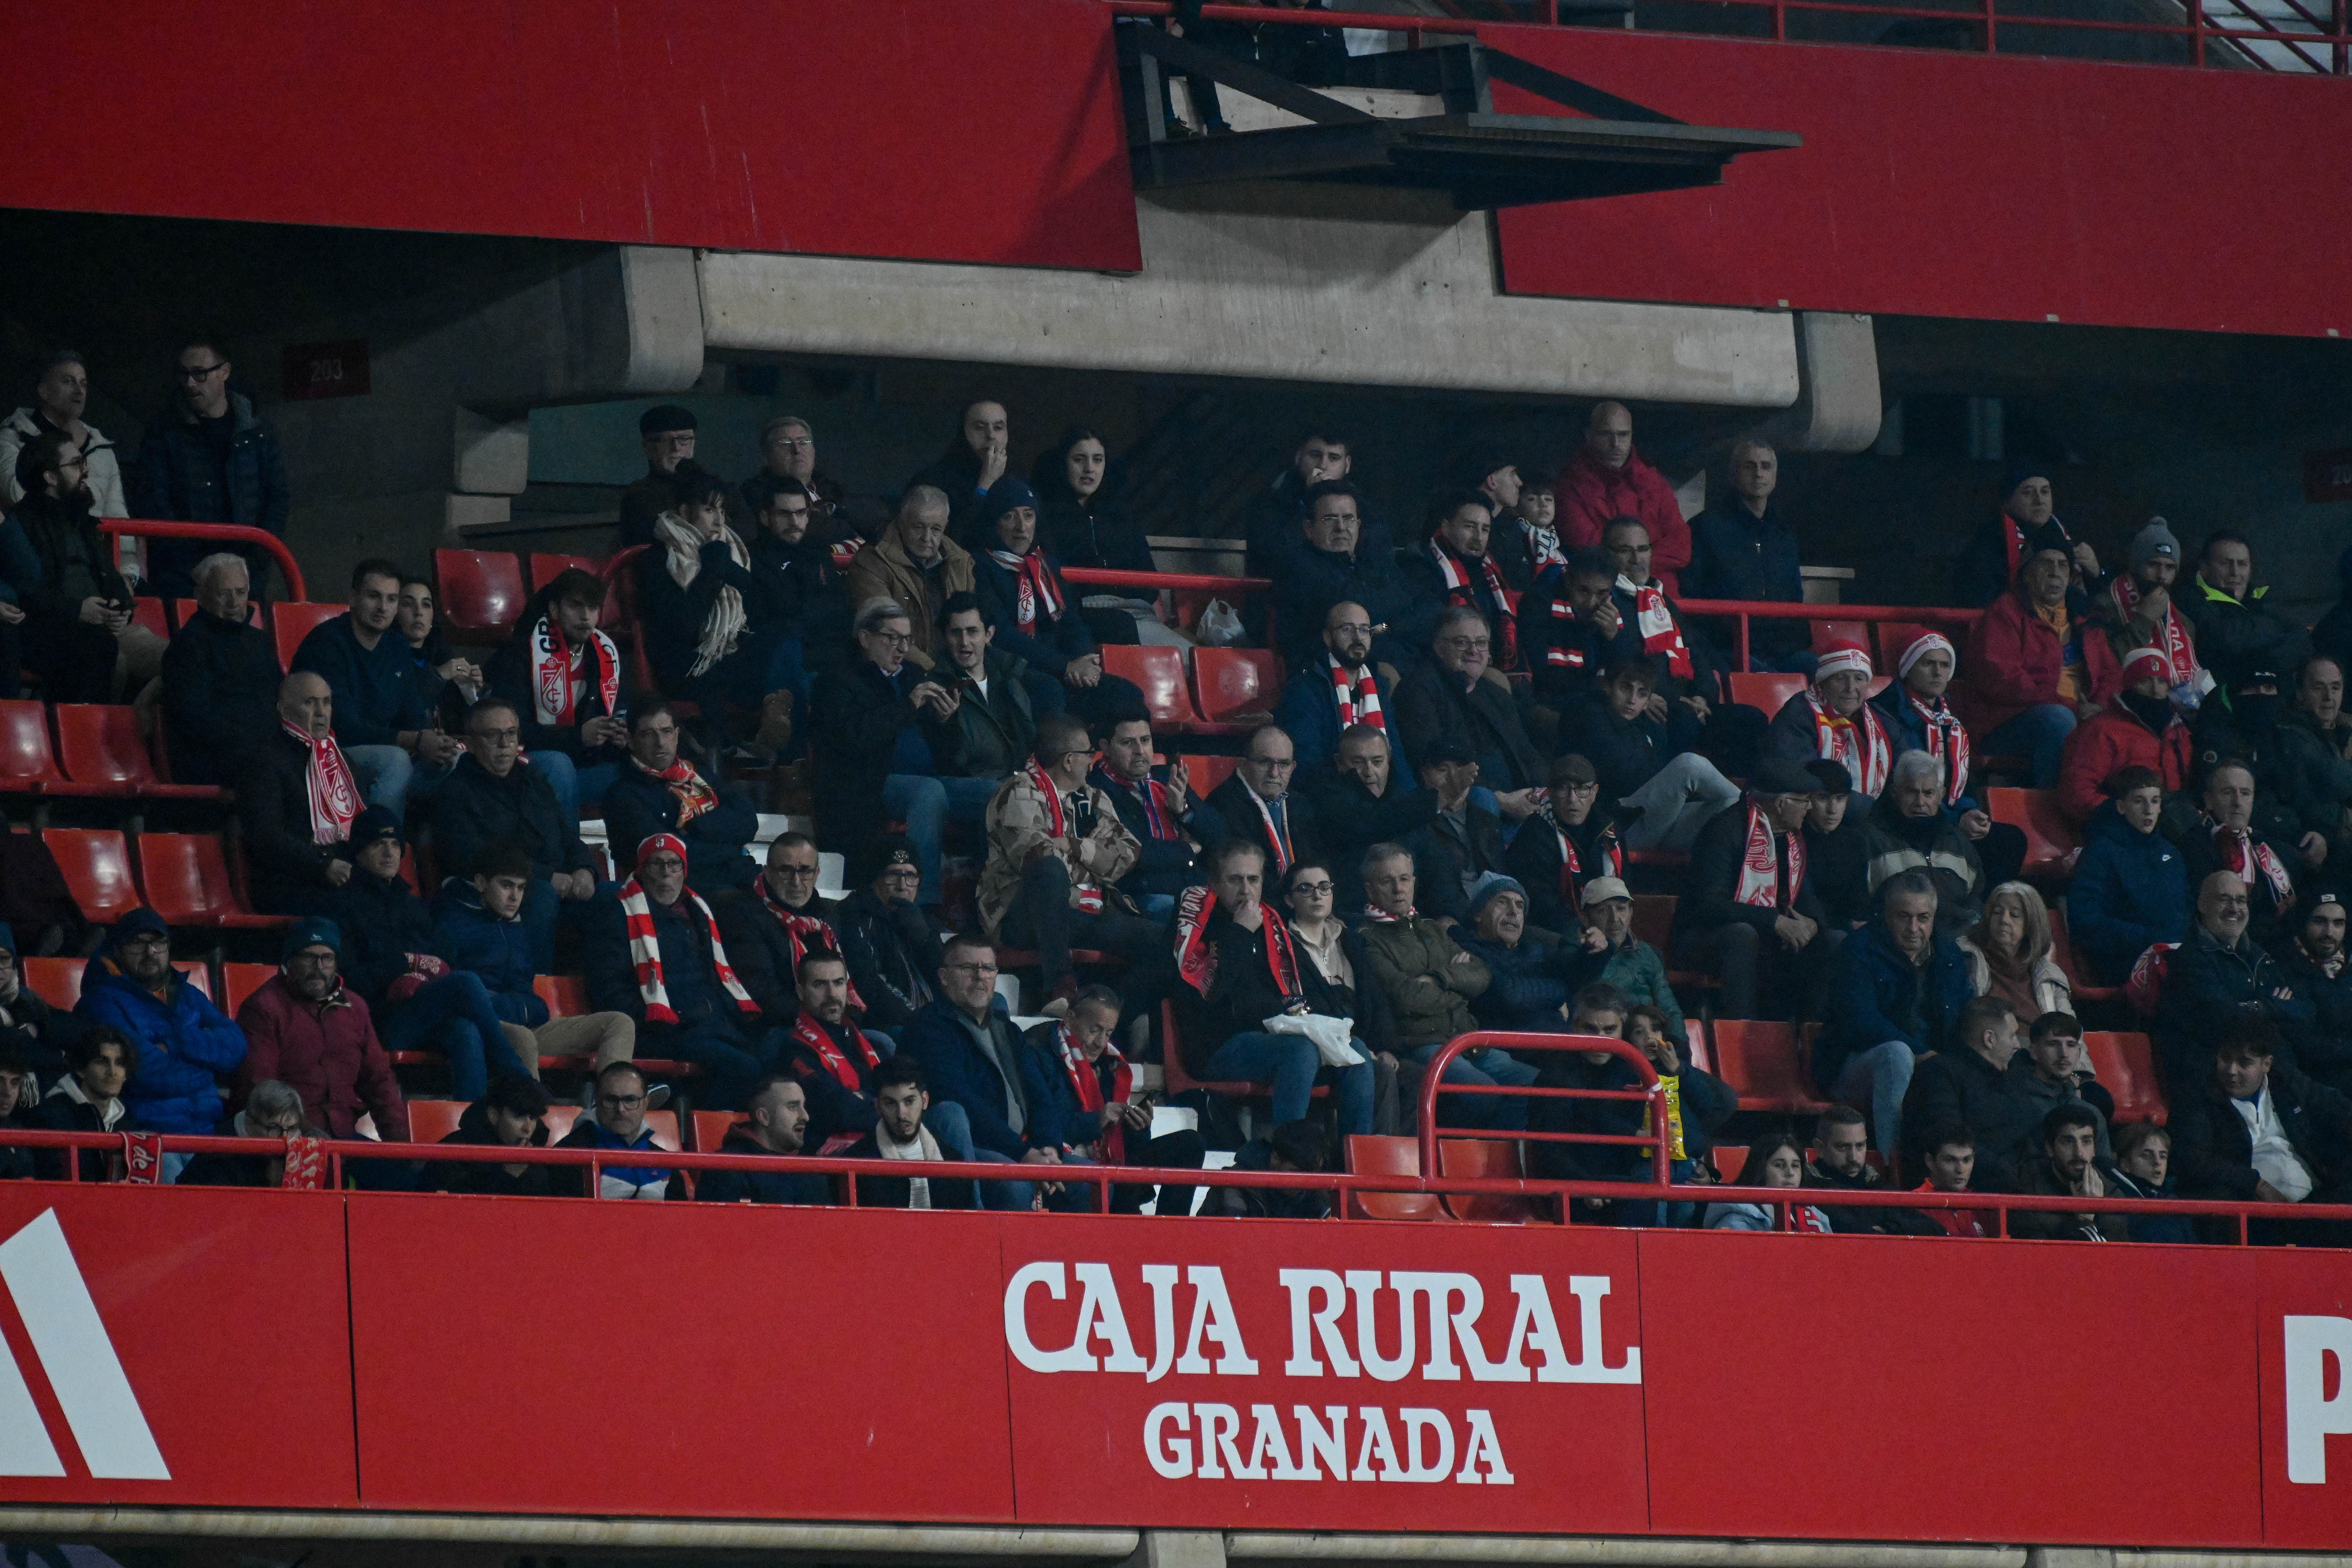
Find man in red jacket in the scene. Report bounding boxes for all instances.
[1959,523,2103,787]
[2056,644,2194,823]
[235,917,411,1184]
[1555,401,1690,595]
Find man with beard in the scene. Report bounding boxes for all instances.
[1504,753,1623,936]
[2090,520,2211,708]
[1274,600,1408,773]
[1402,491,1524,673]
[2275,890,2352,1096]
[1,431,161,701]
[769,949,888,1149]
[1090,712,1219,917]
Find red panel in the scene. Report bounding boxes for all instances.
[0,1188,355,1507]
[1638,1229,2263,1545]
[5,0,1139,273]
[1003,1220,1648,1532]
[2257,1250,2352,1547]
[345,1195,1019,1518]
[1485,27,2352,339]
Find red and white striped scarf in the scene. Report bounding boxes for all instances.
[1430,539,1520,669]
[1361,903,1416,924]
[1539,802,1622,913]
[2214,824,2293,906]
[1091,765,1177,842]
[1026,758,1104,912]
[1908,693,1972,808]
[1806,692,1892,798]
[1328,653,1386,733]
[755,877,864,1012]
[635,756,718,826]
[528,615,621,728]
[1541,594,1588,671]
[1733,801,1806,912]
[1173,886,1302,1001]
[618,839,758,1025]
[282,720,361,845]
[2111,574,2203,690]
[1054,1022,1135,1164]
[789,1011,881,1093]
[1622,576,1694,680]
[1239,778,1296,877]
[988,547,1064,629]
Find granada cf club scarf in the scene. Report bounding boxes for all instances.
[528,614,621,727]
[1429,539,1520,668]
[619,835,758,1025]
[282,720,361,846]
[635,755,718,827]
[1541,592,1589,673]
[1520,518,1567,574]
[790,1011,881,1092]
[1361,902,1416,923]
[1239,779,1296,878]
[754,877,864,1011]
[1026,759,1104,912]
[988,547,1065,629]
[1908,693,1971,808]
[1539,803,1622,912]
[1055,1021,1135,1164]
[2214,823,2293,906]
[1732,801,1806,912]
[1804,693,1892,799]
[1173,886,1302,1001]
[1621,576,1694,681]
[1328,652,1386,733]
[2111,573,2204,690]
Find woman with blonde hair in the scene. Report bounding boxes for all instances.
[1959,880,2074,1019]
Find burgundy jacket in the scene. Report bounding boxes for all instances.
[234,974,410,1143]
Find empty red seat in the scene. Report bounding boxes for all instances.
[21,957,83,1010]
[2084,1032,2167,1126]
[406,1100,467,1145]
[221,961,277,1015]
[1438,1137,1546,1224]
[1988,787,2079,880]
[0,702,67,793]
[2046,908,2122,1003]
[1103,645,1204,731]
[433,549,527,642]
[1190,647,1281,732]
[1810,619,1868,654]
[530,553,606,591]
[534,974,593,1017]
[129,598,169,640]
[1344,1135,1444,1222]
[1174,754,1238,797]
[53,705,219,799]
[1707,1020,1831,1114]
[271,602,344,672]
[137,834,288,930]
[40,829,142,924]
[1727,672,1807,715]
[691,1109,749,1153]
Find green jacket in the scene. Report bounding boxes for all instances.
[1598,936,1688,1048]
[1356,914,1491,1050]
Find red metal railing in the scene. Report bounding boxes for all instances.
[1415,1031,1671,1189]
[102,518,309,602]
[1102,0,2352,76]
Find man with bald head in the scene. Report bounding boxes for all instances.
[1556,401,1691,595]
[2160,868,2316,1086]
[1206,724,1325,885]
[161,550,282,786]
[238,672,365,914]
[1273,599,1409,772]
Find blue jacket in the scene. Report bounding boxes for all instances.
[433,881,546,1025]
[74,953,248,1135]
[1817,919,1974,1097]
[292,612,430,749]
[896,995,1039,1159]
[1017,1020,1108,1155]
[1456,929,1589,1034]
[1272,659,1410,775]
[1869,683,1984,815]
[2066,804,2189,986]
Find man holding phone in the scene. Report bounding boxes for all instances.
[2,431,164,702]
[1022,984,1205,1215]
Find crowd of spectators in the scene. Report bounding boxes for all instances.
[0,358,2348,1242]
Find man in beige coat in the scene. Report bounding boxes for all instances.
[980,713,1168,1009]
[846,485,974,672]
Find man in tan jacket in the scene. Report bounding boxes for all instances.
[980,714,1168,1009]
[846,485,974,671]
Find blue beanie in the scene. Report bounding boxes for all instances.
[982,477,1039,529]
[282,917,343,960]
[111,908,169,945]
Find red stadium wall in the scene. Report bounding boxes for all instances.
[0,0,1140,272]
[4,1186,2349,1544]
[1484,26,2352,340]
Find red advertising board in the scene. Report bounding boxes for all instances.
[0,1188,354,1508]
[2254,1249,2352,1549]
[1000,1221,1647,1532]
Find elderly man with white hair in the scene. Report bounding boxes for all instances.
[159,550,283,787]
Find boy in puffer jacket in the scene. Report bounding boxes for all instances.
[433,846,634,1078]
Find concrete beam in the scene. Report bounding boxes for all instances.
[1752,311,1883,454]
[700,184,1798,409]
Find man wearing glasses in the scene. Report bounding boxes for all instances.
[978,714,1164,1012]
[809,597,964,903]
[1273,600,1409,774]
[424,696,603,967]
[897,933,1078,1211]
[554,1061,677,1199]
[134,337,288,600]
[1391,606,1548,819]
[834,841,947,1036]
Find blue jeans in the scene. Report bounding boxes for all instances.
[1833,1039,1917,1162]
[385,973,535,1101]
[644,1025,763,1111]
[1201,1030,1374,1136]
[884,774,951,907]
[531,751,621,823]
[1985,703,2077,789]
[940,774,1002,834]
[1413,1042,1540,1131]
[343,744,454,823]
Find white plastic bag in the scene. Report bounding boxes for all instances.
[1262,1011,1364,1068]
[1197,597,1245,647]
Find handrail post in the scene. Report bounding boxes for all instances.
[1983,0,1997,54]
[2190,0,2206,64]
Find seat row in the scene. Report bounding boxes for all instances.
[0,702,219,804]
[36,828,287,932]
[1707,1016,2167,1125]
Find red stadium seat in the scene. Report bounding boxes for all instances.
[40,830,142,923]
[1175,754,1237,797]
[53,705,220,800]
[534,974,594,1017]
[0,702,68,793]
[530,553,606,591]
[691,1109,748,1152]
[406,1099,467,1146]
[2084,1032,2167,1126]
[1810,619,1868,654]
[1190,647,1281,732]
[1103,645,1205,731]
[137,834,289,930]
[1988,787,2078,881]
[540,1104,581,1143]
[22,957,82,1010]
[1344,1135,1444,1222]
[2046,908,2122,1004]
[1727,672,1806,715]
[1159,999,1326,1111]
[182,963,213,999]
[129,598,169,640]
[1874,620,1938,673]
[221,961,277,1015]
[1438,1137,1546,1224]
[433,549,527,642]
[1714,1145,1749,1183]
[1707,1020,1831,1114]
[271,602,344,672]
